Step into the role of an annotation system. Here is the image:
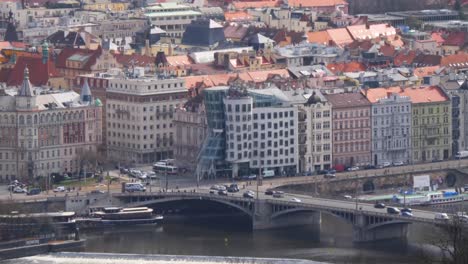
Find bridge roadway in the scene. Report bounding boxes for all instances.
[114,188,440,225]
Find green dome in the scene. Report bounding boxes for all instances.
[95,98,102,106]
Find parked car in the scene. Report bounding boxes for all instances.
[386,207,400,214]
[401,211,413,217]
[53,186,66,192]
[346,166,359,171]
[324,171,336,178]
[363,165,376,170]
[393,161,404,166]
[343,195,353,200]
[227,184,239,193]
[382,162,391,168]
[272,191,284,198]
[13,186,26,193]
[265,189,274,195]
[374,202,386,209]
[291,197,302,203]
[27,188,41,196]
[218,190,228,196]
[243,191,254,199]
[90,190,105,194]
[317,170,328,175]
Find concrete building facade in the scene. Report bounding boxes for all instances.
[106,70,188,164]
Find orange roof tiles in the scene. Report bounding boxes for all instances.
[224,11,253,21]
[364,86,449,104]
[431,32,445,46]
[443,32,466,47]
[326,28,353,47]
[327,61,366,73]
[347,24,396,41]
[307,31,332,45]
[441,52,468,67]
[287,0,347,7]
[166,55,193,67]
[413,66,440,78]
[393,50,417,67]
[232,0,280,9]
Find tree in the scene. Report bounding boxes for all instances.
[423,216,468,264]
[454,0,466,21]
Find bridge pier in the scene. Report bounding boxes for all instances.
[352,214,409,242]
[252,200,321,230]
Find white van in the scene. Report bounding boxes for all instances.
[262,170,275,178]
[434,213,449,221]
[125,183,146,192]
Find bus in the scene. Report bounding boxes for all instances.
[153,163,178,175]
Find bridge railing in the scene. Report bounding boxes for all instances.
[266,199,436,224]
[113,191,253,203]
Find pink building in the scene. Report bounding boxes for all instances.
[325,92,371,169]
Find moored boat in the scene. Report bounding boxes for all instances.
[77,207,163,228]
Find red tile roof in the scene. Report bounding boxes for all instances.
[55,47,102,70]
[224,11,253,21]
[431,32,445,46]
[326,28,353,47]
[441,52,468,68]
[327,61,366,73]
[287,0,347,8]
[443,32,466,47]
[347,24,396,41]
[0,55,61,87]
[393,50,417,66]
[307,31,332,45]
[363,86,449,104]
[114,53,154,68]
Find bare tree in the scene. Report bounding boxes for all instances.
[423,216,468,264]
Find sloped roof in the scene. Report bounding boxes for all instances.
[307,31,332,45]
[55,47,102,70]
[18,68,34,97]
[0,55,61,87]
[441,52,468,68]
[114,53,154,67]
[232,0,280,9]
[364,86,448,104]
[324,92,371,108]
[224,11,253,22]
[249,33,275,44]
[287,0,347,7]
[431,32,445,46]
[413,54,442,67]
[224,25,249,40]
[347,24,396,41]
[393,50,417,66]
[326,28,353,47]
[443,32,466,47]
[413,66,440,78]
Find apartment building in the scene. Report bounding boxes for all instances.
[0,68,102,181]
[144,2,202,38]
[325,92,372,168]
[301,91,333,172]
[106,69,188,164]
[364,89,412,166]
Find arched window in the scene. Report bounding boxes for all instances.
[26,115,32,125]
[19,116,24,125]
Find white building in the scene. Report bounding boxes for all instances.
[106,69,188,164]
[222,86,299,178]
[0,68,102,181]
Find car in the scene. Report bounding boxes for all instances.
[434,213,450,221]
[13,186,26,193]
[227,184,239,193]
[119,168,129,174]
[393,161,404,166]
[381,162,391,168]
[317,170,328,175]
[209,189,216,194]
[90,190,105,194]
[146,172,158,179]
[291,197,302,203]
[218,190,228,196]
[346,166,359,171]
[343,195,353,200]
[210,185,221,191]
[363,165,376,170]
[400,207,412,213]
[53,186,66,192]
[401,211,413,217]
[374,202,386,209]
[27,188,41,196]
[272,191,284,198]
[324,172,336,178]
[387,207,400,214]
[246,174,257,180]
[265,189,274,195]
[243,191,254,199]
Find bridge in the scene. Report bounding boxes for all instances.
[99,190,443,243]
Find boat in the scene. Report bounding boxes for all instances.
[77,207,163,228]
[0,211,77,231]
[396,190,468,206]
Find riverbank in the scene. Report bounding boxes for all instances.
[3,252,327,264]
[0,239,85,261]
